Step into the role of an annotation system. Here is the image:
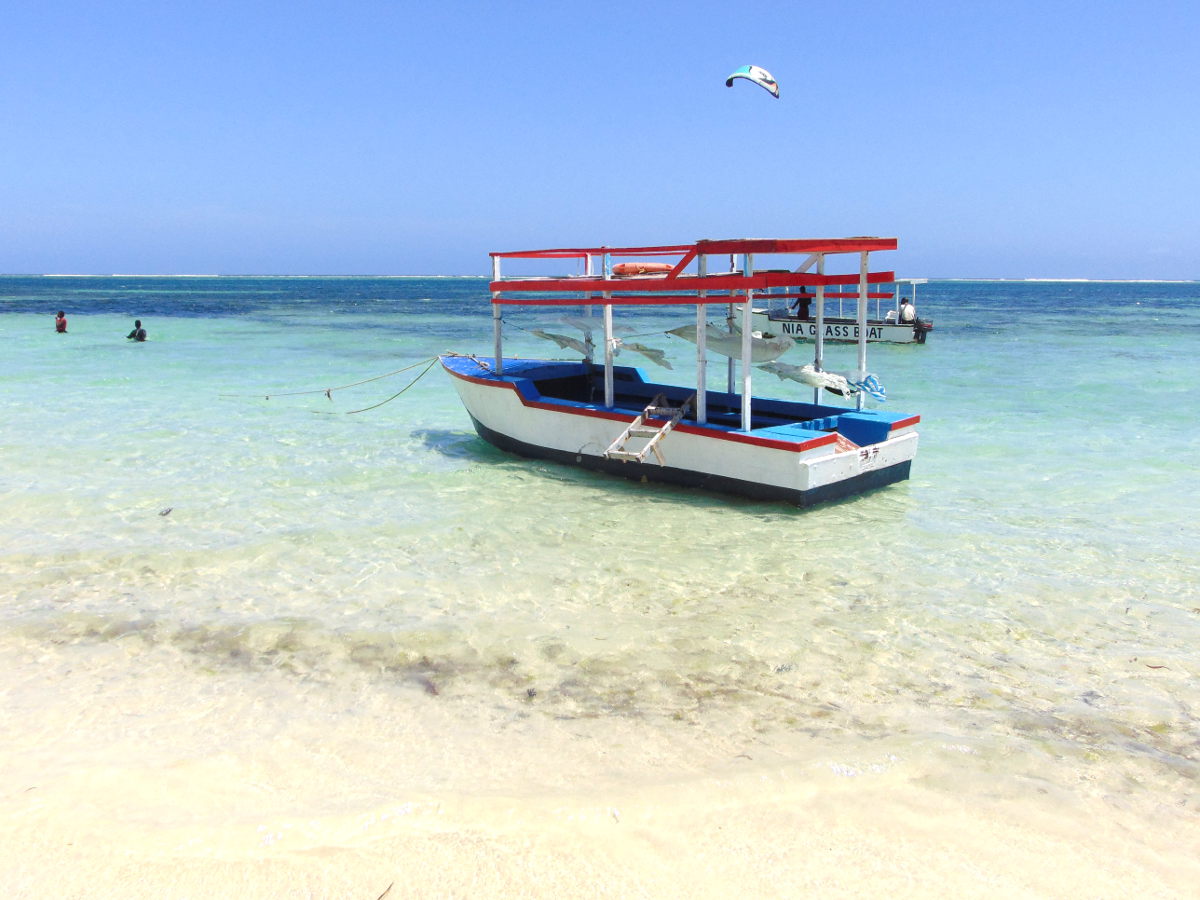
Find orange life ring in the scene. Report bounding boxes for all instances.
[612,262,673,276]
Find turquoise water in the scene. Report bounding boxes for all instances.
[2,275,1199,892]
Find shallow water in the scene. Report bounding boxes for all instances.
[2,276,1199,895]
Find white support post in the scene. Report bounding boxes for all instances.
[602,252,613,407]
[603,297,614,408]
[813,254,825,404]
[856,251,869,411]
[740,253,754,431]
[725,304,736,394]
[583,253,594,364]
[696,254,708,425]
[740,292,754,430]
[726,254,740,393]
[491,255,504,375]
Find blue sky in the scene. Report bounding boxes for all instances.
[3,0,1198,278]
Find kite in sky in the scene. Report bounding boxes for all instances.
[725,65,779,98]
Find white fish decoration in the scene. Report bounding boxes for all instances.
[667,325,792,363]
[531,329,588,356]
[757,361,857,397]
[615,338,673,370]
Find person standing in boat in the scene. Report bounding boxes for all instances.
[55,310,67,333]
[126,319,147,341]
[791,294,812,319]
[899,297,915,323]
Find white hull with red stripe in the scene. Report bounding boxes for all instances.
[442,356,918,507]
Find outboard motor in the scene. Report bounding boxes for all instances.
[913,318,933,344]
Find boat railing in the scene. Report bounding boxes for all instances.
[487,237,899,428]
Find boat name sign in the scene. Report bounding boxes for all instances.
[778,321,890,340]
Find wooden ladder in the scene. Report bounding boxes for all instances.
[604,393,695,466]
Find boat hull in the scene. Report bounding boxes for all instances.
[443,356,918,507]
[468,411,911,505]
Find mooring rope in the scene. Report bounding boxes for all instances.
[338,357,440,415]
[441,352,495,374]
[219,356,439,402]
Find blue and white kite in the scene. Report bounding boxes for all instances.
[725,65,779,99]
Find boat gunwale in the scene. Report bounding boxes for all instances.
[441,356,919,454]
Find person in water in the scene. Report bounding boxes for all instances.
[55,311,67,333]
[127,319,147,341]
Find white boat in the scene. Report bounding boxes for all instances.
[752,278,933,344]
[442,237,920,507]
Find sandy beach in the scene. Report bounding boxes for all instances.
[3,643,1198,899]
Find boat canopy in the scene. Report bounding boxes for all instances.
[487,237,898,431]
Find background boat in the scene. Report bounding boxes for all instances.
[753,278,933,343]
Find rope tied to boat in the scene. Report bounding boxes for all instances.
[441,351,495,374]
[219,356,439,401]
[221,355,440,414]
[339,356,440,414]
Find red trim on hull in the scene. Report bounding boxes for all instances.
[469,413,913,508]
[443,363,842,454]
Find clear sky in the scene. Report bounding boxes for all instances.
[3,0,1198,278]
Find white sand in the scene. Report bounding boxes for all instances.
[3,646,1198,899]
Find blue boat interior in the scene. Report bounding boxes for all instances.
[443,356,908,447]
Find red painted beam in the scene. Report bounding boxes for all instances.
[490,271,896,295]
